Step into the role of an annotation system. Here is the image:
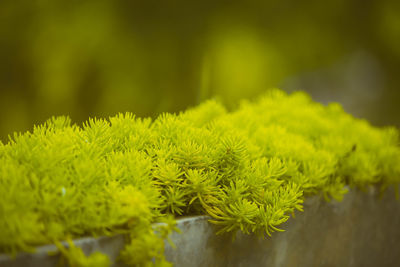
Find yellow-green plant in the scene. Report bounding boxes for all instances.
[0,89,399,266]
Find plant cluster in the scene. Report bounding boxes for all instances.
[1,89,399,266]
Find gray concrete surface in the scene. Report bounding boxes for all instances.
[1,187,400,267]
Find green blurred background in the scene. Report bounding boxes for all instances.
[1,0,399,141]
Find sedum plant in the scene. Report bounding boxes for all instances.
[0,89,399,266]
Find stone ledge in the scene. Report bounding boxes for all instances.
[1,187,399,267]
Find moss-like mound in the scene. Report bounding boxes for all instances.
[1,89,399,266]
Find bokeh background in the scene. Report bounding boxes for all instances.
[1,0,399,141]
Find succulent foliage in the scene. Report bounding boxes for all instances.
[0,89,399,266]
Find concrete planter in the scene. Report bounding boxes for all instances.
[1,187,399,267]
